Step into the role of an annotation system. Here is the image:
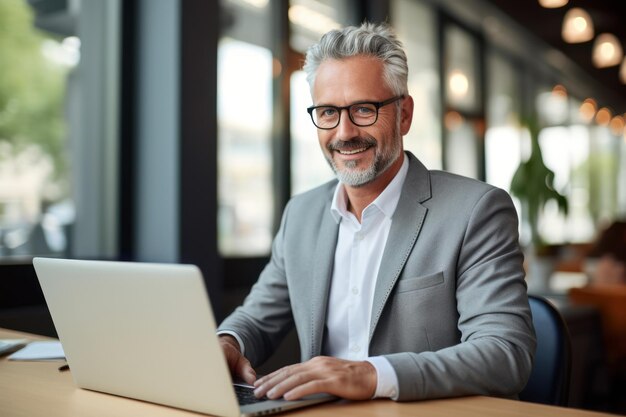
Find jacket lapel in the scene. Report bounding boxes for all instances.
[369,152,432,341]
[309,197,339,358]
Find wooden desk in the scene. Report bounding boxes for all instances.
[0,328,615,417]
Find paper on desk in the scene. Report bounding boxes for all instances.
[8,341,65,361]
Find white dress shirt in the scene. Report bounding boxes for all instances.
[323,153,408,399]
[221,154,409,400]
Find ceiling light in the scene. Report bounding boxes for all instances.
[538,0,568,8]
[551,84,567,98]
[579,98,597,123]
[288,5,340,35]
[610,116,624,136]
[592,33,623,68]
[562,8,594,43]
[448,70,469,98]
[595,107,612,126]
[444,111,464,131]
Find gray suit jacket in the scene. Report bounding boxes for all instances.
[218,151,536,401]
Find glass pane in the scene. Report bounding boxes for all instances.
[288,0,355,196]
[539,126,594,244]
[588,126,621,225]
[485,126,521,191]
[486,52,520,128]
[393,0,441,170]
[485,52,521,191]
[618,136,626,216]
[567,125,595,242]
[289,0,352,54]
[444,116,480,179]
[444,25,480,113]
[218,38,273,255]
[443,24,482,178]
[536,85,569,126]
[290,71,334,195]
[0,0,77,259]
[218,1,274,256]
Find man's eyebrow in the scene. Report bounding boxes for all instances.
[312,99,376,107]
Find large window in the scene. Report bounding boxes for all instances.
[1,0,121,262]
[214,0,626,260]
[442,23,483,179]
[290,0,355,196]
[485,51,521,192]
[0,0,76,259]
[392,0,441,170]
[538,124,594,244]
[218,0,274,256]
[290,71,334,195]
[217,38,274,255]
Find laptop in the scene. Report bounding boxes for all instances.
[33,257,334,417]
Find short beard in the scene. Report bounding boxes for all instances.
[325,133,402,187]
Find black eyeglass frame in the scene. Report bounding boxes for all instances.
[306,95,405,130]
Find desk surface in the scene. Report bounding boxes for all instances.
[0,328,616,417]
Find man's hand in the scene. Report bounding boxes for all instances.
[252,356,377,401]
[219,335,256,385]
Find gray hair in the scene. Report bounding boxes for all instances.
[303,22,409,96]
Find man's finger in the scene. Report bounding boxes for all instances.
[260,369,314,399]
[236,355,257,385]
[219,335,257,384]
[254,357,377,400]
[253,364,302,397]
[283,379,326,401]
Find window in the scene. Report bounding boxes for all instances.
[393,0,441,170]
[290,0,355,196]
[0,0,77,259]
[539,124,594,243]
[290,71,334,195]
[218,0,274,256]
[485,51,521,192]
[442,23,483,179]
[587,126,623,225]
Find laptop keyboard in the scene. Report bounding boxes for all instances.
[234,384,268,405]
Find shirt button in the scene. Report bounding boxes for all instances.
[351,345,361,353]
[351,287,359,295]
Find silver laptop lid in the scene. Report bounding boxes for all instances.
[33,257,240,417]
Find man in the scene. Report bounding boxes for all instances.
[218,22,535,402]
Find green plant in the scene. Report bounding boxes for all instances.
[0,0,68,181]
[510,119,568,251]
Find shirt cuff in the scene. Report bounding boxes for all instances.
[217,330,246,356]
[366,356,400,400]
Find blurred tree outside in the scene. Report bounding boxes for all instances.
[0,0,72,224]
[0,0,67,163]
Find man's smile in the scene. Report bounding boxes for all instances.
[336,146,371,155]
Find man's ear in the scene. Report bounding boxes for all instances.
[400,95,414,136]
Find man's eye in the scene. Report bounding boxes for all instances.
[353,106,375,115]
[320,108,337,118]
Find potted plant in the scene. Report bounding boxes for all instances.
[510,119,568,291]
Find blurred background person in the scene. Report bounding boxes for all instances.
[584,221,626,287]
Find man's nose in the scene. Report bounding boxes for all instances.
[335,109,360,138]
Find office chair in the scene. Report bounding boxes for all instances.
[519,295,572,406]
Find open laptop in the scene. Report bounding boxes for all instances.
[33,257,333,417]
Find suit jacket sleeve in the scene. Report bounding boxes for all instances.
[217,201,295,368]
[382,187,536,401]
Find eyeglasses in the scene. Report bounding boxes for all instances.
[307,96,404,130]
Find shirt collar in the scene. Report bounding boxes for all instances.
[330,153,409,223]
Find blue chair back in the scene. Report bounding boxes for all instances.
[519,295,571,406]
